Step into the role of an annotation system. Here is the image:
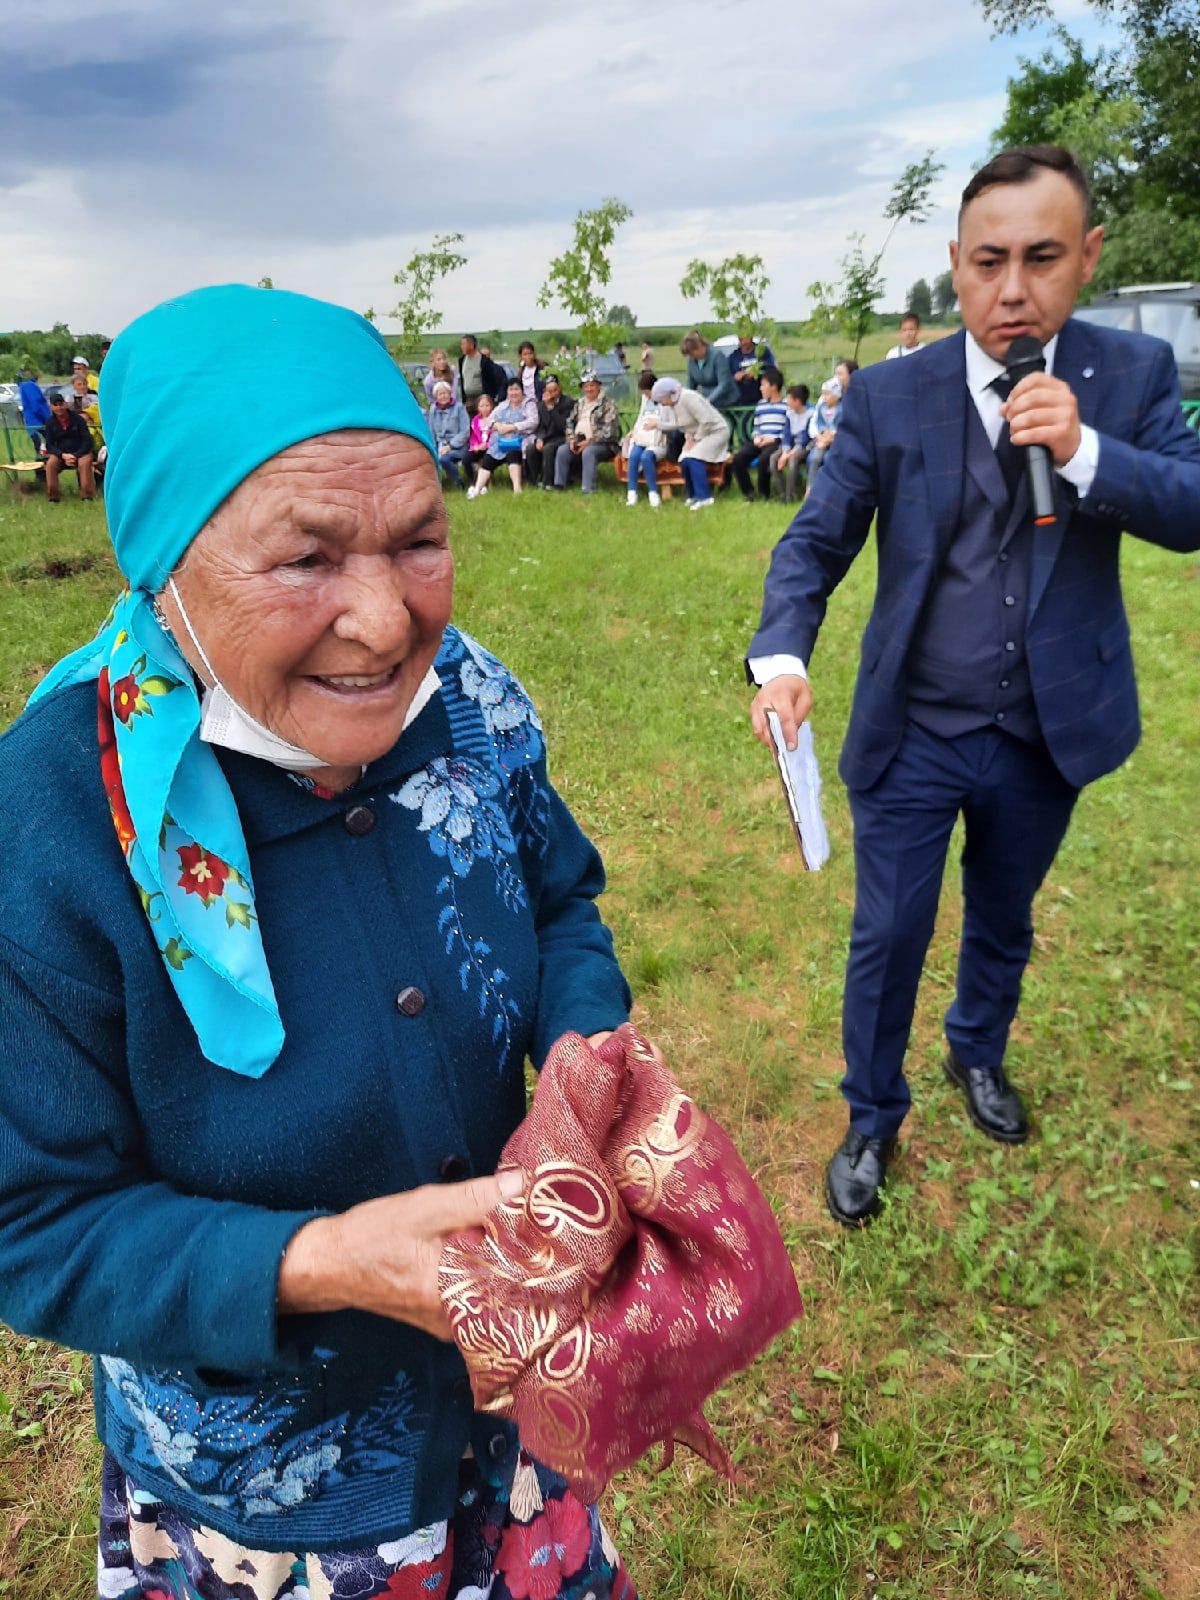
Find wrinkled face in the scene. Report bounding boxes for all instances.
[161,430,453,775]
[582,380,601,402]
[434,389,452,408]
[950,169,1103,361]
[543,379,560,404]
[506,384,523,406]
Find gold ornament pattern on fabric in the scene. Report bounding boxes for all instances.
[439,1025,804,1499]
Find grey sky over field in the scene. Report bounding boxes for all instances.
[0,0,1104,338]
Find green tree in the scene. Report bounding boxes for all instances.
[606,304,636,327]
[257,276,275,290]
[388,232,468,355]
[807,152,945,359]
[537,198,633,367]
[983,2,1200,288]
[678,253,771,339]
[933,269,957,318]
[906,278,933,321]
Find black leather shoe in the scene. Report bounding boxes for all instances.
[824,1128,898,1226]
[943,1050,1029,1144]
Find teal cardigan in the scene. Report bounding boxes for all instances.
[0,626,631,1551]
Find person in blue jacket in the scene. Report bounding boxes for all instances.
[17,368,51,448]
[680,330,738,408]
[427,379,471,487]
[0,286,638,1600]
[747,146,1200,1229]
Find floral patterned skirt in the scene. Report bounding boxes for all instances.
[98,1447,637,1600]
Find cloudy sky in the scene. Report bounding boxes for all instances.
[0,0,1106,340]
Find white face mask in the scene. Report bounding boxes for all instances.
[166,577,330,772]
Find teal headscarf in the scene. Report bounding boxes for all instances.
[30,285,436,1077]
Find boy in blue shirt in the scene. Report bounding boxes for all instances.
[770,384,813,504]
[731,365,789,502]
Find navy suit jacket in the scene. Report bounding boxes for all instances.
[748,320,1200,790]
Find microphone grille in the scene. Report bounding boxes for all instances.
[1006,334,1044,373]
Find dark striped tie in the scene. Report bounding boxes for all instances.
[988,374,1023,500]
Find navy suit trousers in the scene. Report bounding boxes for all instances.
[841,721,1078,1138]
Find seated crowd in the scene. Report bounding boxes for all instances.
[425,328,878,508]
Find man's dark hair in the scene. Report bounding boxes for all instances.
[900,311,921,326]
[759,365,784,390]
[461,333,478,349]
[960,145,1092,230]
[638,370,656,392]
[787,383,810,404]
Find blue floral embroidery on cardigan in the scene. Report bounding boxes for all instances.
[394,757,516,881]
[100,1358,421,1520]
[456,634,544,775]
[390,635,552,1072]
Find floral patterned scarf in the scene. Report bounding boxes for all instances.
[52,590,285,1075]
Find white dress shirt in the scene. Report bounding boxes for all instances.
[750,331,1101,687]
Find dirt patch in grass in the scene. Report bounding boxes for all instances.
[7,552,102,581]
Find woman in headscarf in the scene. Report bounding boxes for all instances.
[649,377,731,511]
[0,285,637,1600]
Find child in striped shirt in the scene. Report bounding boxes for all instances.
[771,383,813,504]
[732,365,789,502]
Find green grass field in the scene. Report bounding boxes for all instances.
[1,475,1198,1599]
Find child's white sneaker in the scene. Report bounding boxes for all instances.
[648,491,662,508]
[626,490,638,507]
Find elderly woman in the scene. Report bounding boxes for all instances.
[649,377,730,511]
[427,379,471,488]
[0,286,637,1600]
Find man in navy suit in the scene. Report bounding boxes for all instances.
[746,146,1200,1225]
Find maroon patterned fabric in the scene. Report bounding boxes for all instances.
[440,1024,803,1499]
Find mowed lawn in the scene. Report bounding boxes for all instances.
[1,479,1198,1600]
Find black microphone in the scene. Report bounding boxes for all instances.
[1004,334,1057,526]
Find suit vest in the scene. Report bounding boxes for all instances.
[905,401,1042,744]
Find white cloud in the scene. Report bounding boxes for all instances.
[0,0,1059,336]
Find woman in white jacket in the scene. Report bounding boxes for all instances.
[649,377,730,510]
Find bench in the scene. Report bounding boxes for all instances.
[613,453,730,499]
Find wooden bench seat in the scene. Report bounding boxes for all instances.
[613,453,730,499]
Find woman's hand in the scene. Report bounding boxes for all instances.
[278,1168,525,1341]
